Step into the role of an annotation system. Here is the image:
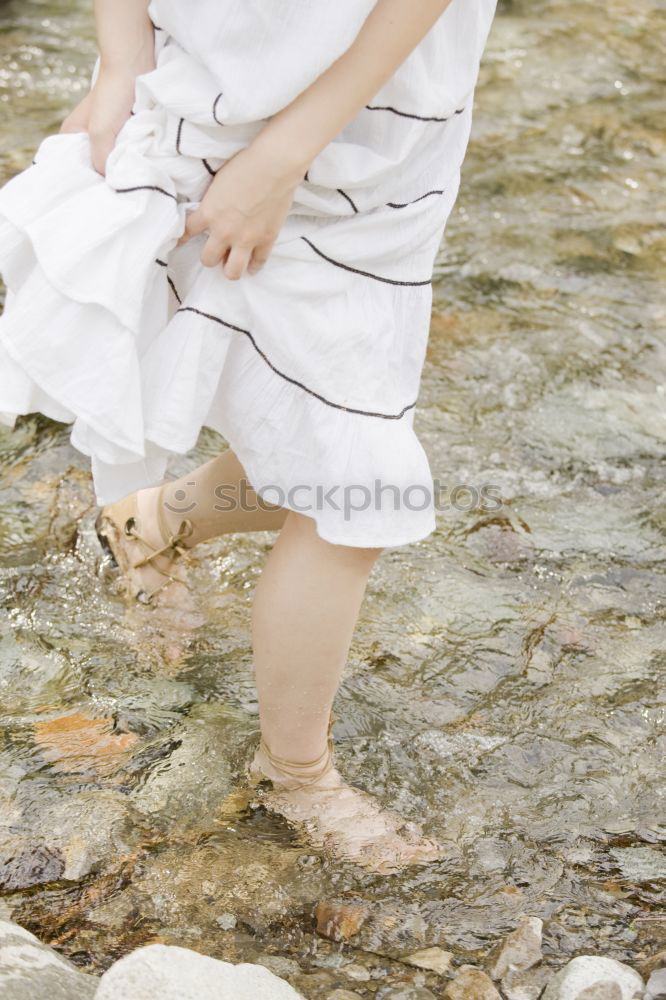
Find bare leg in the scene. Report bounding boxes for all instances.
[100,463,442,868]
[253,509,377,761]
[98,449,286,599]
[148,448,287,545]
[249,511,443,872]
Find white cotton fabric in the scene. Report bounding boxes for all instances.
[0,0,497,547]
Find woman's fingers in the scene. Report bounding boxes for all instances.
[179,208,274,279]
[201,234,230,268]
[224,245,253,281]
[178,207,209,246]
[248,241,274,275]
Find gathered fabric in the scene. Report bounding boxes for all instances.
[0,0,497,546]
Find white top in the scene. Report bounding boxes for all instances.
[147,0,497,125]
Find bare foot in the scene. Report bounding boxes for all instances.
[248,745,445,873]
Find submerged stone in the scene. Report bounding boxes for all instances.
[315,900,370,942]
[33,712,138,776]
[0,845,65,892]
[609,847,666,883]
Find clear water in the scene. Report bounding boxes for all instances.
[1,0,665,994]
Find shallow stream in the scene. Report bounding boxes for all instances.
[0,1,665,996]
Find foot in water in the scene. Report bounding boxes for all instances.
[248,744,445,873]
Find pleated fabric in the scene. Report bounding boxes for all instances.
[0,0,497,546]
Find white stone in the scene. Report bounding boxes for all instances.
[344,963,371,981]
[645,968,666,1000]
[0,920,97,1000]
[542,956,643,1000]
[402,947,454,975]
[93,944,304,1000]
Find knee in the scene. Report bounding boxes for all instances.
[286,512,383,568]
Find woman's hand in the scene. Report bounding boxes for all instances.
[179,139,307,280]
[60,65,149,175]
[62,1,155,174]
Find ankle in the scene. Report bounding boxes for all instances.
[159,477,232,548]
[251,743,340,791]
[155,482,196,539]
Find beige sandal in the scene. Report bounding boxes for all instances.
[95,482,194,603]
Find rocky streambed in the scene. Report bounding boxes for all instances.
[1,0,665,998]
[1,914,664,999]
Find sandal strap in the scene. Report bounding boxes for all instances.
[156,481,194,551]
[259,713,336,791]
[127,483,194,572]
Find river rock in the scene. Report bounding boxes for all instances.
[40,791,143,881]
[33,712,137,776]
[327,991,364,1000]
[255,954,301,979]
[445,967,502,1000]
[94,943,303,999]
[645,969,666,1000]
[502,964,553,1000]
[0,633,76,716]
[2,789,148,889]
[486,916,543,980]
[609,847,666,883]
[0,844,65,892]
[133,835,324,936]
[576,986,623,1000]
[129,706,236,831]
[640,952,666,979]
[402,946,453,975]
[315,900,369,942]
[354,902,430,956]
[541,957,644,1000]
[376,988,437,1000]
[344,963,371,982]
[0,920,97,1000]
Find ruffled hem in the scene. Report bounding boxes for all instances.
[0,129,438,548]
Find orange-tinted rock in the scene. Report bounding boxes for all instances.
[34,712,137,776]
[315,901,369,942]
[445,967,502,1000]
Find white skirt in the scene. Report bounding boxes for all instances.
[0,2,496,546]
